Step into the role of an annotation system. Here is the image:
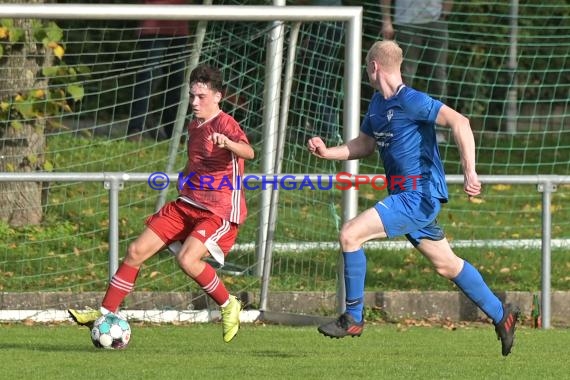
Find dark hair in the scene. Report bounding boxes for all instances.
[189,64,224,93]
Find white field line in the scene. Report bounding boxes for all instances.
[0,309,261,323]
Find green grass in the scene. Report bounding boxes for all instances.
[1,323,569,379]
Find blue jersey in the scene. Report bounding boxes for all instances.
[361,85,448,202]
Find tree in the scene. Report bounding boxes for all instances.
[0,0,68,226]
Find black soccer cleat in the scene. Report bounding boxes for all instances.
[318,312,364,339]
[494,303,520,356]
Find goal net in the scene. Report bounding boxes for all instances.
[0,1,568,322]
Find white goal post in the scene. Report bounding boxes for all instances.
[0,2,362,319]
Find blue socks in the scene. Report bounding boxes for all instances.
[343,248,367,323]
[452,260,504,324]
[343,253,503,324]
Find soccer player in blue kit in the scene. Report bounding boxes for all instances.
[307,40,520,356]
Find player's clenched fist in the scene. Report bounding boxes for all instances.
[211,132,229,148]
[307,136,327,158]
[463,170,482,197]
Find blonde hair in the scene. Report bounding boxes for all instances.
[366,40,403,70]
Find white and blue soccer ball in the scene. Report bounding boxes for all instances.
[90,313,131,350]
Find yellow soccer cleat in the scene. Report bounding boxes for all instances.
[221,295,242,343]
[68,307,102,328]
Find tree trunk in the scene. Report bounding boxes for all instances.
[0,0,51,227]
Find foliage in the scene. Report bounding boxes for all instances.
[0,18,89,133]
[447,1,570,113]
[350,0,570,121]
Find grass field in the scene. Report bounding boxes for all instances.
[1,322,569,380]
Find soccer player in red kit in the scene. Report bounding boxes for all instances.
[69,64,254,343]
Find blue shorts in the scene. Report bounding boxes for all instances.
[373,192,445,247]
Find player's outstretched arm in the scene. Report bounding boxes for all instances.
[307,133,376,161]
[436,105,481,197]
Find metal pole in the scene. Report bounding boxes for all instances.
[0,4,361,22]
[506,0,518,134]
[336,9,362,314]
[104,175,124,281]
[255,3,286,277]
[539,181,556,329]
[259,21,301,312]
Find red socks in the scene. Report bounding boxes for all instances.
[101,262,229,311]
[102,262,139,313]
[194,263,229,306]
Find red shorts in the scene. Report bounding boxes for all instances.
[145,199,239,264]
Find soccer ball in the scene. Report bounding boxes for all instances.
[90,313,131,350]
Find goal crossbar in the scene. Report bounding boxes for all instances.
[0,4,359,22]
[0,3,363,324]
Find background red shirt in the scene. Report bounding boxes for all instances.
[139,0,190,37]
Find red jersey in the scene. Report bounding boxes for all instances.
[178,111,249,225]
[139,0,189,37]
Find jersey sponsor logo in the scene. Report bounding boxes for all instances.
[372,131,393,148]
